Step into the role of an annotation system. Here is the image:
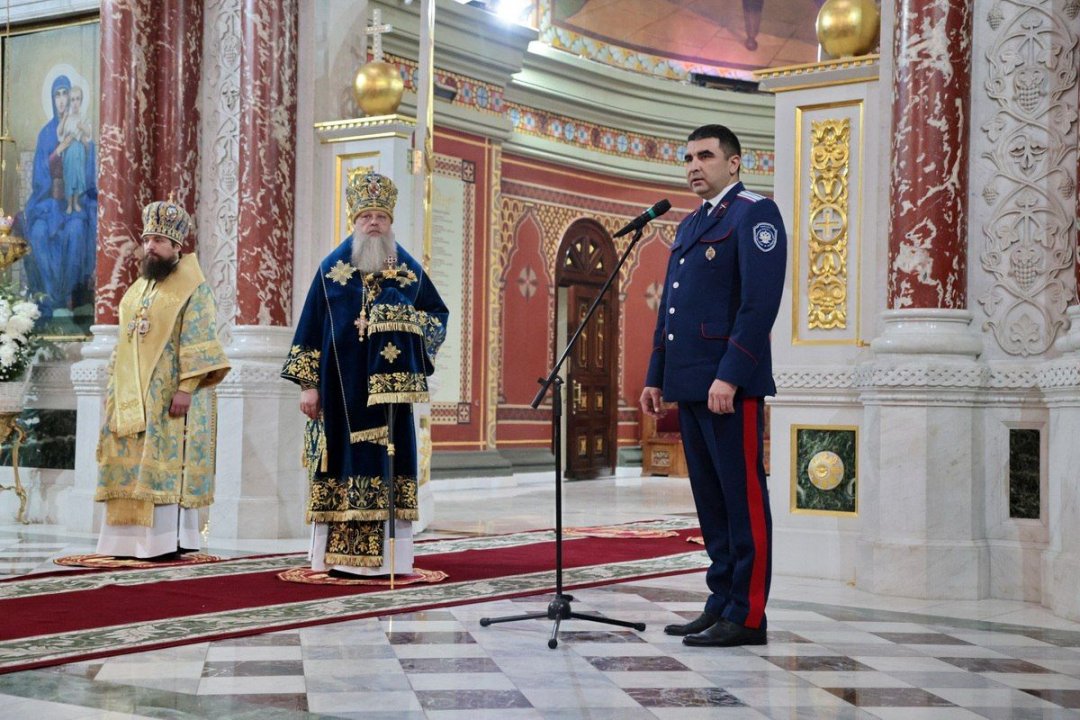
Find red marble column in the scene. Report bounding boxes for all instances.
[95,0,156,324]
[96,0,203,324]
[152,0,203,241]
[235,0,298,326]
[886,0,973,310]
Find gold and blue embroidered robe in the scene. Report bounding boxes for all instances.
[96,254,231,527]
[282,240,448,567]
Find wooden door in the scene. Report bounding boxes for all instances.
[558,222,618,479]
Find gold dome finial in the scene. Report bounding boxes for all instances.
[353,9,404,116]
[816,0,880,59]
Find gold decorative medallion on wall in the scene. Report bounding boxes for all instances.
[791,425,858,516]
[808,118,850,331]
[807,451,844,490]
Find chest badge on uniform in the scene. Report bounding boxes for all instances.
[705,246,716,261]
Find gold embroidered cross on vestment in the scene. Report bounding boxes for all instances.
[380,342,401,363]
[327,260,357,286]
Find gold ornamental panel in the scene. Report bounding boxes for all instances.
[808,118,850,331]
[792,99,864,346]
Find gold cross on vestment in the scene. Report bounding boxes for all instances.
[365,9,393,62]
[380,342,401,364]
[354,314,367,339]
[327,260,357,286]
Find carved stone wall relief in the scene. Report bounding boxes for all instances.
[977,0,1079,356]
[198,0,242,343]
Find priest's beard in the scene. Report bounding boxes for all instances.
[141,254,180,282]
[351,229,397,274]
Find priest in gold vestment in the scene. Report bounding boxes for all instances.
[95,198,230,559]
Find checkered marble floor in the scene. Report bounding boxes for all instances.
[1,474,1078,719]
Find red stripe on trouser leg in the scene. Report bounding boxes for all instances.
[742,398,768,628]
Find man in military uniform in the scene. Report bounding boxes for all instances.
[640,124,787,646]
[282,173,448,578]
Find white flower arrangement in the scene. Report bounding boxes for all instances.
[0,287,42,382]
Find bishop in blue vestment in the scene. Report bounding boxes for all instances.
[282,173,448,574]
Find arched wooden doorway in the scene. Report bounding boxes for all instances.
[555,220,618,479]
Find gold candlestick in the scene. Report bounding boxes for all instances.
[0,412,28,524]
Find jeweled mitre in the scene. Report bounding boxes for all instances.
[141,197,192,245]
[347,172,398,222]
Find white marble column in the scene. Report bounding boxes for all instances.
[195,0,307,540]
[855,0,994,600]
[212,326,308,539]
[1041,307,1080,621]
[68,326,117,533]
[859,311,990,599]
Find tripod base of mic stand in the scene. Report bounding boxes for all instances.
[480,594,647,649]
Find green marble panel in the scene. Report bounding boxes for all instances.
[0,410,76,471]
[791,426,857,515]
[1008,428,1040,520]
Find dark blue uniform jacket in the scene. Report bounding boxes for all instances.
[645,182,787,401]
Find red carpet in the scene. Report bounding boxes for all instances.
[0,520,706,673]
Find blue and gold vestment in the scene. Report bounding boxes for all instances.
[282,239,448,567]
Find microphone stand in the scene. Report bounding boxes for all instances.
[385,403,396,589]
[480,225,650,648]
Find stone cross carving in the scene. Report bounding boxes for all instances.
[365,8,393,62]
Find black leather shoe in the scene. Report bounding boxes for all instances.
[663,612,718,636]
[683,619,767,647]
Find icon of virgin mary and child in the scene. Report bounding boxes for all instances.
[15,73,98,326]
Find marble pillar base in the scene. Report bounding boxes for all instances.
[857,538,990,599]
[1044,551,1080,622]
[214,326,307,540]
[768,372,863,583]
[68,325,118,534]
[870,309,984,360]
[1041,317,1080,620]
[859,309,989,599]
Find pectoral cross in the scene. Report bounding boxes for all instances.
[366,8,393,62]
[354,313,367,340]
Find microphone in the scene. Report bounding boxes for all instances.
[613,199,672,238]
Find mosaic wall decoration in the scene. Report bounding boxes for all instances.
[791,425,857,515]
[379,54,775,175]
[383,53,505,117]
[506,103,774,174]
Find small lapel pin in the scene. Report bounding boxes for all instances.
[705,247,716,261]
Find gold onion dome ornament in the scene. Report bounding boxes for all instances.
[815,0,881,58]
[353,61,404,116]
